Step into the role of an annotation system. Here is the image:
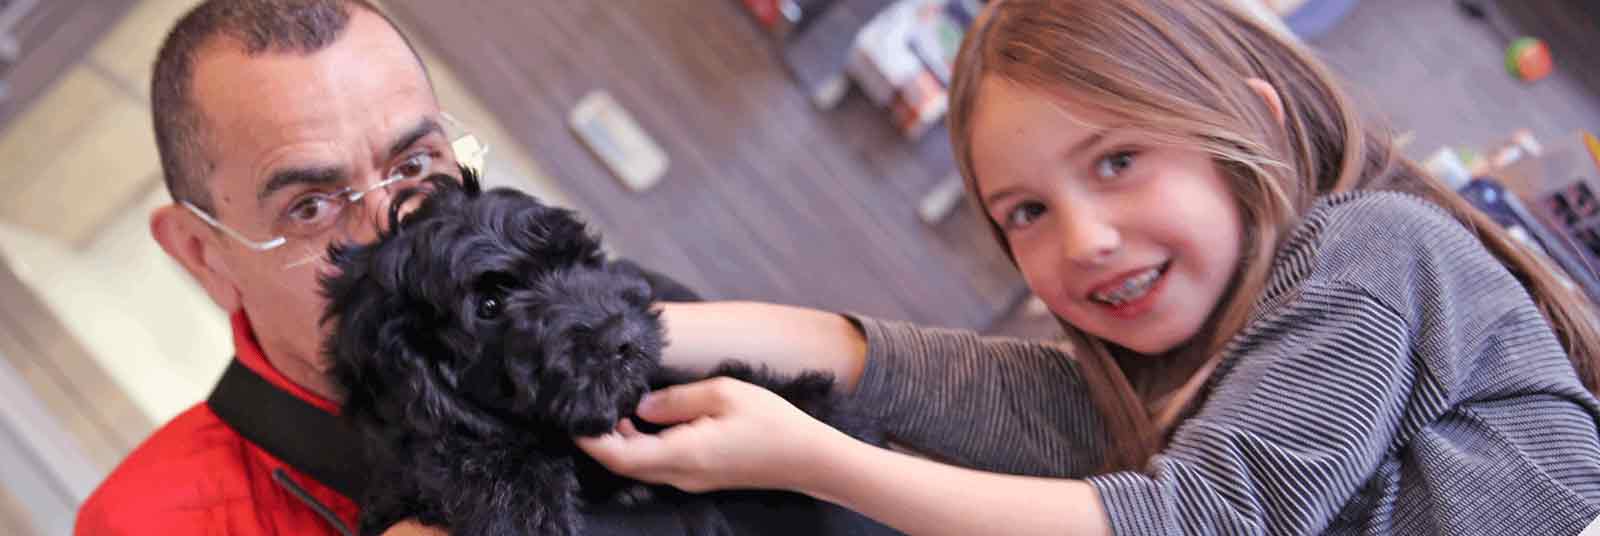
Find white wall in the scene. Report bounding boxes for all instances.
[0,185,232,426]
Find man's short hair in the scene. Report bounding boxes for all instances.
[151,0,422,212]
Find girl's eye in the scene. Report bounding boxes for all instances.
[1094,150,1137,180]
[1005,201,1047,229]
[389,152,435,182]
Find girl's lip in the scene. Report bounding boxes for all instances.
[1084,262,1168,301]
[1098,263,1170,319]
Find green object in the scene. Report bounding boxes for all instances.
[1455,147,1482,170]
[1505,37,1553,81]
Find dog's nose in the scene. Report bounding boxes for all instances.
[613,342,636,359]
[594,314,634,361]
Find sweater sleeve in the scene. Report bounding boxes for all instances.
[1082,192,1492,535]
[843,315,1105,478]
[1087,282,1433,535]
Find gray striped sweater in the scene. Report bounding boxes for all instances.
[845,192,1600,535]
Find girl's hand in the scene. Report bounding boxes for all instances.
[575,377,850,494]
[380,520,447,535]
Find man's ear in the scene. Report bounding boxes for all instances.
[151,203,242,312]
[1245,77,1286,126]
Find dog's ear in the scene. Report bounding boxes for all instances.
[320,240,373,327]
[326,258,505,438]
[325,279,394,424]
[321,233,416,424]
[506,203,606,268]
[321,237,394,421]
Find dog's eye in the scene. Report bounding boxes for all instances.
[477,296,504,320]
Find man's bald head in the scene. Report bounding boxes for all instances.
[151,0,427,212]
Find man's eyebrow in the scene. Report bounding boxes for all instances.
[258,165,347,203]
[387,117,443,161]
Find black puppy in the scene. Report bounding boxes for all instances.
[320,168,883,536]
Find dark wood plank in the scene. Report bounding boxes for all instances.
[384,0,1025,329]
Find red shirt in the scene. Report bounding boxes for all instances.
[76,312,359,535]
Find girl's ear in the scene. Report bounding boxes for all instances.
[1245,78,1286,126]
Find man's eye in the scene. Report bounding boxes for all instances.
[286,194,339,225]
[389,153,435,182]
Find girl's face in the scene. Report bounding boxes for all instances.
[970,79,1244,356]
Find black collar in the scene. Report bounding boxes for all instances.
[207,358,370,500]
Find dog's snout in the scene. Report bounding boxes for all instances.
[614,342,637,359]
[585,314,635,361]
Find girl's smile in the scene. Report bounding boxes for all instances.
[970,78,1246,356]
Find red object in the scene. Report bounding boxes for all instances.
[741,0,782,28]
[1505,37,1553,82]
[75,311,358,535]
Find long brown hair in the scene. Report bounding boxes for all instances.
[947,0,1600,472]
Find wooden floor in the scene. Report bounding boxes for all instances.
[385,0,1599,339]
[383,1,1027,331]
[1310,0,1600,158]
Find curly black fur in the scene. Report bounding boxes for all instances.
[320,168,882,536]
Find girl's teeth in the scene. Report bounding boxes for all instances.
[1094,267,1161,305]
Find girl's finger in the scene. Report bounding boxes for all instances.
[636,377,748,424]
[574,426,682,478]
[617,417,643,438]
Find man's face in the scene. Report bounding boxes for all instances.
[183,9,451,390]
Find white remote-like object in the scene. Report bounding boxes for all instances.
[569,90,669,193]
[919,172,966,226]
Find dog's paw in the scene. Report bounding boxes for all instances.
[611,483,657,507]
[568,415,620,437]
[549,384,649,437]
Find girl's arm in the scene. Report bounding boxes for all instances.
[661,304,1102,479]
[380,521,446,535]
[810,429,1113,536]
[577,377,1113,536]
[585,284,1433,536]
[657,302,868,390]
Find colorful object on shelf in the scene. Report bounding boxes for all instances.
[1505,37,1553,82]
[1584,132,1600,171]
[738,0,836,40]
[848,0,981,140]
[1491,131,1600,305]
[1458,0,1554,83]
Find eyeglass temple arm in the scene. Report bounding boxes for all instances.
[180,201,287,251]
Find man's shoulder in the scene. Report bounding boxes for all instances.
[76,402,255,534]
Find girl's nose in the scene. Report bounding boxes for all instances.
[1056,205,1121,267]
